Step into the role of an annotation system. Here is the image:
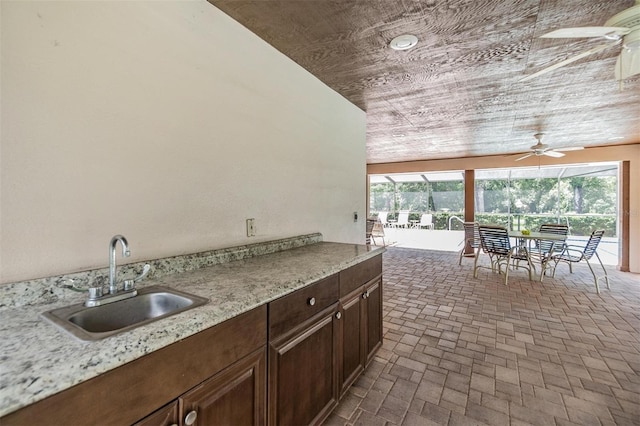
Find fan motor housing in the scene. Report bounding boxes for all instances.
[605,4,640,29]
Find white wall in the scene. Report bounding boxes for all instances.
[0,0,367,283]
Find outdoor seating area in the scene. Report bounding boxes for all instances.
[365,222,618,292]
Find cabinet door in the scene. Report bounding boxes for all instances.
[133,401,179,426]
[179,348,266,426]
[339,288,364,395]
[269,303,339,426]
[364,277,383,365]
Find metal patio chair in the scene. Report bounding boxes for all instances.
[533,223,569,281]
[366,218,385,246]
[459,221,480,265]
[474,225,533,285]
[550,229,609,293]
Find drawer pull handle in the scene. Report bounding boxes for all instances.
[335,311,342,320]
[184,410,198,425]
[308,297,316,306]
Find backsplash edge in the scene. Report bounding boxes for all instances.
[0,233,323,309]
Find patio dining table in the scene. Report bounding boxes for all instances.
[508,230,567,279]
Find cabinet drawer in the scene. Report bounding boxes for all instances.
[269,274,339,339]
[339,255,382,297]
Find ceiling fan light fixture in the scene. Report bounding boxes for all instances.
[389,34,418,50]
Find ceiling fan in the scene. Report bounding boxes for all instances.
[520,1,640,82]
[515,133,584,161]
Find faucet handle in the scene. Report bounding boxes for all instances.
[123,264,151,291]
[133,264,151,283]
[123,280,135,291]
[88,287,103,299]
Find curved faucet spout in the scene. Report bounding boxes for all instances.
[109,235,130,294]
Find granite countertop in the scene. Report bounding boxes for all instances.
[0,241,383,418]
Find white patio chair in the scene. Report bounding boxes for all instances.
[417,213,433,229]
[377,211,389,227]
[395,211,410,228]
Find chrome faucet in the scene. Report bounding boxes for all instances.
[85,235,150,307]
[109,235,130,295]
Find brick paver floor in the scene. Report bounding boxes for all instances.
[325,247,640,426]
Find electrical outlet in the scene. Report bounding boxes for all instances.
[353,212,358,222]
[246,218,256,237]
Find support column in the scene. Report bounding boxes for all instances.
[620,161,630,272]
[464,170,475,255]
[464,170,475,222]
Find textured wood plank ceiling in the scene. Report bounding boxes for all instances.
[209,0,640,164]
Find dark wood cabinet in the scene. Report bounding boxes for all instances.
[339,287,364,395]
[268,274,340,426]
[179,348,266,426]
[364,277,383,365]
[135,348,265,426]
[268,304,340,426]
[133,401,179,426]
[338,255,383,395]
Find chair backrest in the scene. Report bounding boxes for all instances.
[378,211,388,225]
[365,219,375,244]
[371,219,385,237]
[478,225,511,256]
[420,214,432,226]
[397,211,410,226]
[537,223,569,253]
[582,229,605,260]
[366,219,375,234]
[463,222,480,248]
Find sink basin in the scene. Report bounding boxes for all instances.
[42,285,208,341]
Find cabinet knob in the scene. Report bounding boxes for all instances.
[308,297,316,306]
[362,291,369,299]
[184,410,198,425]
[335,311,342,320]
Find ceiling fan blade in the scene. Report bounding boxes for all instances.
[520,41,618,82]
[515,153,534,161]
[615,46,640,80]
[541,27,630,39]
[554,146,585,152]
[543,151,565,158]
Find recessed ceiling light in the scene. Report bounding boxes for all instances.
[389,34,418,51]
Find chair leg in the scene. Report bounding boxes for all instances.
[584,258,600,294]
[504,254,511,285]
[473,249,481,278]
[540,256,551,282]
[594,252,609,290]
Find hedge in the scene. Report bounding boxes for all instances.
[374,211,616,237]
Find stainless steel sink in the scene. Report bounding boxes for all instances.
[42,285,208,341]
